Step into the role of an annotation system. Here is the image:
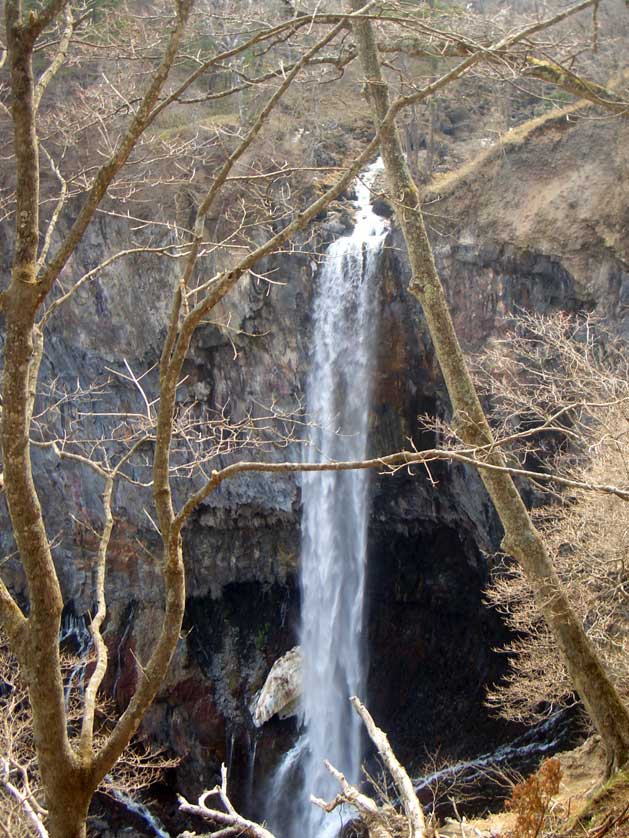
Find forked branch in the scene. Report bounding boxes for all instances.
[178,764,276,838]
[312,697,426,838]
[353,697,426,836]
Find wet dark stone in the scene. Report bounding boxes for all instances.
[372,197,394,218]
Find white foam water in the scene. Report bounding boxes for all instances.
[267,159,388,837]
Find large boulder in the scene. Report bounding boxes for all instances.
[252,647,302,727]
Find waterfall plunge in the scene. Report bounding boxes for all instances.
[268,159,388,837]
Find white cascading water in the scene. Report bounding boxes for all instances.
[267,159,388,837]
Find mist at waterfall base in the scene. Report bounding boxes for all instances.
[265,160,389,837]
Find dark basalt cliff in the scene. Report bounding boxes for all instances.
[362,111,628,768]
[1,112,627,827]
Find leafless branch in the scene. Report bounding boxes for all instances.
[178,764,277,838]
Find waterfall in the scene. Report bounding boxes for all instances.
[109,786,171,838]
[60,613,92,707]
[267,159,388,836]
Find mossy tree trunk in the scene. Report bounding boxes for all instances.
[349,1,629,773]
[1,1,192,833]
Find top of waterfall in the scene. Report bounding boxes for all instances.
[354,157,385,207]
[348,157,388,243]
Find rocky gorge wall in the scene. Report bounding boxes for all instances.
[361,111,628,769]
[1,110,627,830]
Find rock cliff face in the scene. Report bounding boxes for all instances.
[1,111,627,827]
[361,111,628,768]
[428,113,629,343]
[180,112,628,802]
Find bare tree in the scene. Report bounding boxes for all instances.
[480,314,629,723]
[0,631,176,838]
[0,0,628,835]
[0,638,46,838]
[348,0,629,773]
[0,2,395,833]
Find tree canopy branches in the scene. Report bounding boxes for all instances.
[0,0,627,833]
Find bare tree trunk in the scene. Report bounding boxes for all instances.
[349,2,629,773]
[179,764,278,838]
[1,1,193,830]
[3,289,93,833]
[45,785,91,838]
[425,98,434,176]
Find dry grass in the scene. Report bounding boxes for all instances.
[425,100,585,198]
[561,769,629,838]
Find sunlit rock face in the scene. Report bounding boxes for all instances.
[426,116,629,344]
[0,112,626,828]
[252,646,302,728]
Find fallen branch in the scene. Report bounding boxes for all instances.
[525,58,629,117]
[311,697,427,838]
[177,764,277,838]
[351,697,426,838]
[310,760,396,838]
[589,801,629,838]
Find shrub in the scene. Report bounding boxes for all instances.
[505,758,562,838]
